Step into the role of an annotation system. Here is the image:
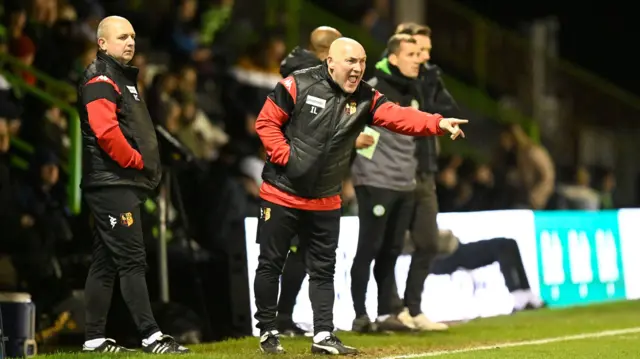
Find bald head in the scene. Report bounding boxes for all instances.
[326,38,367,93]
[97,16,136,64]
[308,26,342,61]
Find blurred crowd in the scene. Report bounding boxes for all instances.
[0,0,620,345]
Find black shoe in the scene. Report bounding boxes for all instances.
[311,333,358,355]
[260,330,285,354]
[142,334,190,354]
[376,315,414,332]
[82,338,134,353]
[277,318,310,337]
[352,315,374,333]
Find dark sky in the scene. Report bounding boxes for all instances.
[454,0,638,95]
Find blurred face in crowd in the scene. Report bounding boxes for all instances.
[97,16,136,64]
[268,38,287,63]
[0,120,9,153]
[180,67,198,94]
[576,167,590,187]
[9,10,27,32]
[413,34,432,64]
[41,163,59,186]
[180,0,198,21]
[327,38,367,93]
[603,172,616,192]
[388,40,421,78]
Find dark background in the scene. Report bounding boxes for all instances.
[456,0,638,94]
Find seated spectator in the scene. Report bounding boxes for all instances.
[7,6,37,86]
[170,0,212,64]
[557,166,600,210]
[598,170,616,209]
[41,106,70,162]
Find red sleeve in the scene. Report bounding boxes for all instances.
[83,76,143,170]
[370,90,444,136]
[255,77,297,166]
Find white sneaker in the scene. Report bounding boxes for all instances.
[397,308,416,329]
[398,308,448,331]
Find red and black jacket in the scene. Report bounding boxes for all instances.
[78,51,161,191]
[256,62,444,211]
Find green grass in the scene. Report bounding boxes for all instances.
[29,300,640,358]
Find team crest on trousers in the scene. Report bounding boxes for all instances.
[120,212,134,227]
[260,207,271,221]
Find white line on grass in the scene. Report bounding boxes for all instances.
[380,327,640,359]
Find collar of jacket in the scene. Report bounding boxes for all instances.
[96,51,139,81]
[374,57,418,91]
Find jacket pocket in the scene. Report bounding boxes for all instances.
[285,137,321,180]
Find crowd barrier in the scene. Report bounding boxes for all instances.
[244,209,640,336]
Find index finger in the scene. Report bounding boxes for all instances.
[453,119,469,124]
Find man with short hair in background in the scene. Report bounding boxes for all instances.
[78,15,188,354]
[349,34,425,333]
[390,23,458,331]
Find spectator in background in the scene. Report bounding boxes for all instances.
[68,41,98,85]
[558,166,600,210]
[171,0,212,64]
[147,71,179,123]
[497,124,555,209]
[464,162,497,211]
[41,106,70,162]
[7,6,37,86]
[130,52,149,100]
[0,119,15,233]
[599,170,616,209]
[175,94,228,161]
[228,31,286,149]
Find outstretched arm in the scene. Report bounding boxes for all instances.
[370,90,467,139]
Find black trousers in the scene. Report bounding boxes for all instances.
[276,245,306,321]
[83,186,159,340]
[391,173,440,317]
[430,238,531,292]
[351,186,414,317]
[254,199,340,335]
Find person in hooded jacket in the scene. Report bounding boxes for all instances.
[270,26,343,337]
[349,33,427,333]
[388,23,457,332]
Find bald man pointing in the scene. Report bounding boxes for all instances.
[253,37,467,355]
[78,16,188,354]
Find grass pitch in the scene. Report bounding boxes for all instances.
[30,299,640,358]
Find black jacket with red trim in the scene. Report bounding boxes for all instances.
[255,62,445,199]
[78,51,161,191]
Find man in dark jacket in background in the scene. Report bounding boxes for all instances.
[273,26,342,337]
[390,23,458,331]
[280,26,342,78]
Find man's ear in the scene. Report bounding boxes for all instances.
[388,53,398,66]
[98,38,106,51]
[326,56,334,73]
